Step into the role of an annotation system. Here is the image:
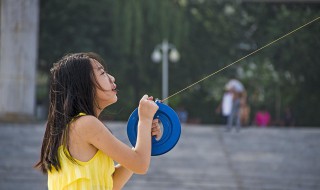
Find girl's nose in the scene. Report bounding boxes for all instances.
[108,74,115,83]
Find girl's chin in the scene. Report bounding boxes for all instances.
[105,97,118,107]
[113,96,118,103]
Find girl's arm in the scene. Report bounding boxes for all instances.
[112,120,161,189]
[112,164,133,190]
[74,95,158,174]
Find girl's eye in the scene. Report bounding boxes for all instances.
[101,70,106,75]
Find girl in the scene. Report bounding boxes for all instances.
[35,52,160,190]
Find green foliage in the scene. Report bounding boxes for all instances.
[240,3,320,125]
[38,0,320,125]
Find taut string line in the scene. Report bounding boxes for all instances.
[161,16,319,102]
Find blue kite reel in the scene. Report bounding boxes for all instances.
[127,100,181,156]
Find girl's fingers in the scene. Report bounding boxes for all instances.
[151,121,161,138]
[152,118,159,124]
[152,131,161,139]
[151,123,160,131]
[152,126,161,133]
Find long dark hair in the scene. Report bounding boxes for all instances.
[35,52,106,173]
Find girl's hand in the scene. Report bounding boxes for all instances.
[138,95,159,123]
[151,119,161,140]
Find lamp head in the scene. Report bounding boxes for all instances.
[151,50,162,63]
[169,49,180,62]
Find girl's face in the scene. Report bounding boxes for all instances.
[90,59,118,109]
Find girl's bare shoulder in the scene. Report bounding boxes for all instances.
[70,115,107,138]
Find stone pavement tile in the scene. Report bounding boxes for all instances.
[1,122,320,190]
[0,124,46,190]
[214,127,320,190]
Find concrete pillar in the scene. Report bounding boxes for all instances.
[0,0,39,121]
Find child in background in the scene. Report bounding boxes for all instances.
[255,105,271,127]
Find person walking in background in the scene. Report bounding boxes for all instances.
[225,79,245,132]
[176,106,188,123]
[226,88,241,132]
[216,85,233,126]
[239,90,250,126]
[282,106,295,127]
[217,78,246,132]
[35,52,161,190]
[254,105,271,127]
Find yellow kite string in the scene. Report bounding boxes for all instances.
[161,16,320,102]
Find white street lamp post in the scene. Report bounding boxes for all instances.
[151,40,180,104]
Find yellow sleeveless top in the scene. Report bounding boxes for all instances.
[48,114,115,190]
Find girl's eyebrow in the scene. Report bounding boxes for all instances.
[92,60,104,70]
[96,66,104,71]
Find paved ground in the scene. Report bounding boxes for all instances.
[0,122,319,190]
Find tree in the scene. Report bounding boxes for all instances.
[38,0,320,125]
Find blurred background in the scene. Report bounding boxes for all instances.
[1,1,320,190]
[1,0,320,126]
